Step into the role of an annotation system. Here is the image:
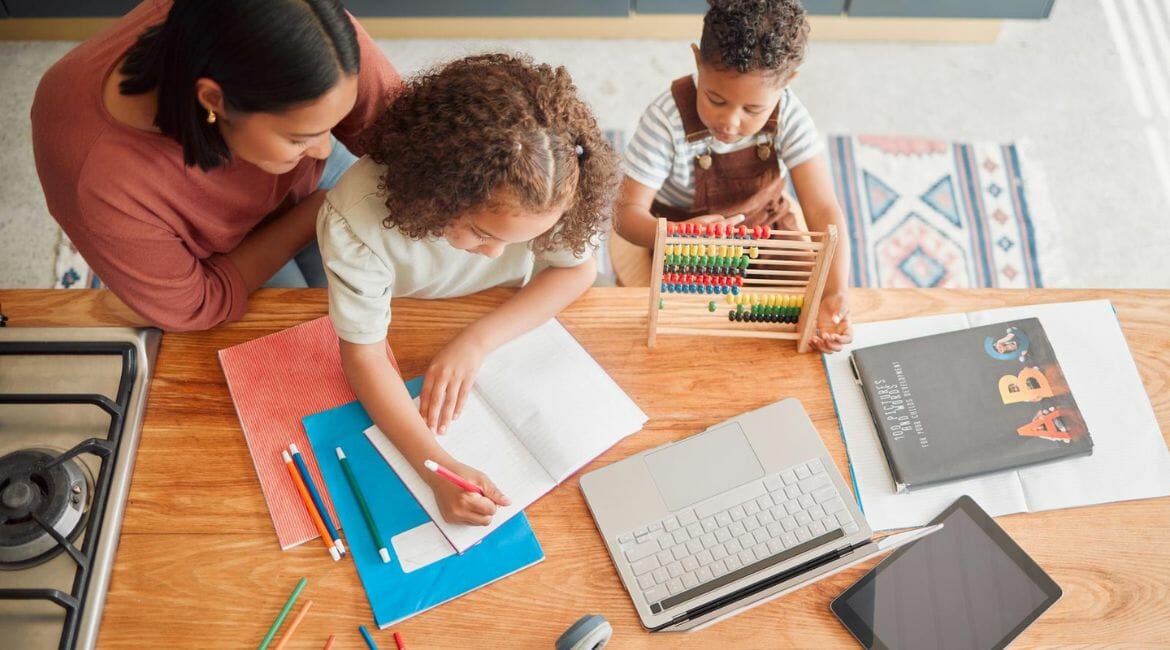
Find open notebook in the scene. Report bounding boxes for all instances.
[366,318,648,553]
[824,299,1170,530]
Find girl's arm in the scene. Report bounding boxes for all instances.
[340,339,510,525]
[789,154,853,352]
[419,257,597,433]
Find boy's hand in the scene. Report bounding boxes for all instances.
[427,459,511,526]
[685,213,746,228]
[810,292,853,353]
[420,335,487,434]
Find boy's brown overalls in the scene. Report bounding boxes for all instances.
[610,76,806,286]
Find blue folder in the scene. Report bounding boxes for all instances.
[303,377,544,628]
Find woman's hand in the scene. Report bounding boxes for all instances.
[419,334,487,434]
[427,459,511,526]
[810,292,853,353]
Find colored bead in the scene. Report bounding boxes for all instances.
[728,310,736,321]
[708,301,716,312]
[732,285,740,295]
[659,299,664,310]
[736,303,744,313]
[666,223,677,235]
[721,286,729,294]
[749,246,759,259]
[738,225,747,237]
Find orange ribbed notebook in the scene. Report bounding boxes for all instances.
[218,316,398,549]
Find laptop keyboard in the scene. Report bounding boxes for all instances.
[615,458,859,613]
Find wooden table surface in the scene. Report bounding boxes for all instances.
[2,288,1169,649]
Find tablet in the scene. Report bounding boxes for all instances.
[831,495,1061,650]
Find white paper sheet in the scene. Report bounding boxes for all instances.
[368,319,648,552]
[391,522,456,573]
[826,299,1170,530]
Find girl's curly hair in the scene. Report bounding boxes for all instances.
[699,0,809,77]
[362,53,619,257]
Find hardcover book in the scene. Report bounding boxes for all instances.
[850,317,1093,491]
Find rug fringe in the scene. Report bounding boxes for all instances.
[1014,137,1071,287]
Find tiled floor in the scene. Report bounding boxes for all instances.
[2,1,1168,288]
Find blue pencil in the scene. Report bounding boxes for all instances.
[359,624,379,649]
[289,443,345,556]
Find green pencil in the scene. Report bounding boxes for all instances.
[337,447,391,563]
[258,576,307,650]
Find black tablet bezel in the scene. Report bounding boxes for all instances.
[830,495,1063,650]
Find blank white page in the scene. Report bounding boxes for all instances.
[474,319,648,482]
[365,388,555,553]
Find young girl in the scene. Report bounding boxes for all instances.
[318,54,618,526]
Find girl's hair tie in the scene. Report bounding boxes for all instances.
[574,140,587,161]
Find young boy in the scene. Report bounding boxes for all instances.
[611,0,851,352]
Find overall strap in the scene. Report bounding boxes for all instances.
[669,76,709,144]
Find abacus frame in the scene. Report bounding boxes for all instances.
[646,218,838,353]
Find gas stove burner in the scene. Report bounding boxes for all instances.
[0,448,91,568]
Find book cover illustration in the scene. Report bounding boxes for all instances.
[851,317,1093,490]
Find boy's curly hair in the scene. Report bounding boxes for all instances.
[699,0,809,77]
[362,53,619,257]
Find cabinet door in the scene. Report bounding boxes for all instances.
[635,0,845,15]
[847,0,1054,19]
[344,0,629,17]
[4,0,139,17]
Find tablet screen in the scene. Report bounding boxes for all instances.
[831,496,1061,650]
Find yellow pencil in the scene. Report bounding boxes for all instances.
[284,450,340,561]
[273,599,313,650]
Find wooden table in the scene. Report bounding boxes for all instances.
[3,288,1169,649]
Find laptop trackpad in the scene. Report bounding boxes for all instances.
[644,422,765,512]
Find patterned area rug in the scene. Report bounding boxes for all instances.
[53,132,1057,290]
[827,135,1052,288]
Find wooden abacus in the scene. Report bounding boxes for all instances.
[647,218,838,353]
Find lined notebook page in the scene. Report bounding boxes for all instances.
[475,319,648,481]
[827,300,1170,530]
[368,318,646,552]
[218,316,398,549]
[365,389,555,553]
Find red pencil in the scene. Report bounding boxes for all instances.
[423,459,484,495]
[393,630,406,649]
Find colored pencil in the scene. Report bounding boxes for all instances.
[283,450,340,561]
[423,459,484,495]
[337,447,391,563]
[359,624,379,650]
[393,630,406,649]
[323,635,335,650]
[257,576,307,650]
[290,443,346,556]
[273,599,313,650]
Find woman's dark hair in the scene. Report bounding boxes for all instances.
[119,0,360,171]
[363,53,619,258]
[699,0,809,78]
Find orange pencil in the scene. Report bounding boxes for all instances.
[284,450,340,561]
[323,634,336,650]
[273,599,313,650]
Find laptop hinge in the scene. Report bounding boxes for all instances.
[663,541,865,629]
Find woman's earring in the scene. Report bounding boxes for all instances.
[206,110,217,125]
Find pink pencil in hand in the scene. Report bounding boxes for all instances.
[423,459,484,495]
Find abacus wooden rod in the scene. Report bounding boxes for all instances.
[795,225,838,354]
[745,258,817,267]
[663,228,826,239]
[656,326,801,340]
[740,279,809,287]
[743,268,812,278]
[662,237,824,252]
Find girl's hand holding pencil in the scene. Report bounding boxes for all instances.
[423,457,510,526]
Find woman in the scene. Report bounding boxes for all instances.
[31,0,400,330]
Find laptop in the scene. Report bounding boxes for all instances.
[580,398,939,632]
